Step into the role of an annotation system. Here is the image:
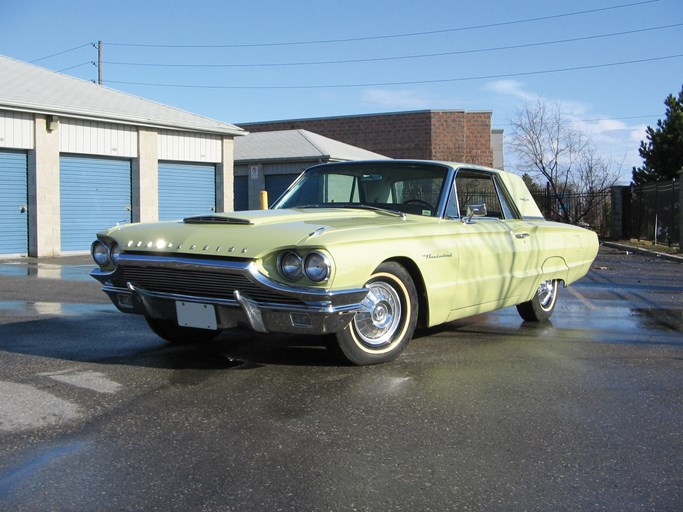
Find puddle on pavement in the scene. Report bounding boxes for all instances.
[631,308,683,332]
[0,262,93,281]
[0,440,85,491]
[0,301,115,316]
[481,303,683,346]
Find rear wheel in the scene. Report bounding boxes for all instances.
[332,262,418,365]
[516,279,559,322]
[145,317,220,344]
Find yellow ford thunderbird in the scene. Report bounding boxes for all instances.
[91,160,598,365]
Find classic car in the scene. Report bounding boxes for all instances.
[90,160,599,365]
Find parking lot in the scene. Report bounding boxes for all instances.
[0,245,681,511]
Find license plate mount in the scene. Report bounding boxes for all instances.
[175,301,217,330]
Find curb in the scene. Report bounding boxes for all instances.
[602,241,683,264]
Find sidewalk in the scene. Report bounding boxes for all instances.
[602,241,683,264]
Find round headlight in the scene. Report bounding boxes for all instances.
[304,251,331,282]
[91,240,110,266]
[109,242,121,265]
[279,251,303,280]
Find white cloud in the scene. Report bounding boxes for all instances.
[486,81,644,182]
[484,80,536,101]
[630,124,648,143]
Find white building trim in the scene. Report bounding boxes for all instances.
[0,109,34,149]
[158,130,222,163]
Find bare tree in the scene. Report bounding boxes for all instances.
[571,145,621,227]
[509,99,620,226]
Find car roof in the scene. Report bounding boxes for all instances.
[309,159,505,176]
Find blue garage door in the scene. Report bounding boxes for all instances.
[158,162,215,220]
[60,155,131,252]
[0,149,28,255]
[234,176,248,211]
[265,174,299,207]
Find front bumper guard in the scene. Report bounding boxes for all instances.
[96,265,368,335]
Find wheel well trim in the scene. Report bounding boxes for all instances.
[383,256,429,329]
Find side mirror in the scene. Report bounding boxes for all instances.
[463,204,487,224]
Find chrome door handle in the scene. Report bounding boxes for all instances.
[515,232,530,239]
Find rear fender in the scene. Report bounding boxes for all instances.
[540,256,569,286]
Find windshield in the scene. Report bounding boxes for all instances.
[272,162,449,217]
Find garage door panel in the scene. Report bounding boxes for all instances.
[60,155,131,252]
[0,149,28,255]
[159,162,215,221]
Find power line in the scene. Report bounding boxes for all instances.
[105,53,683,90]
[29,43,92,63]
[102,23,683,69]
[494,114,663,128]
[56,61,95,73]
[104,0,661,49]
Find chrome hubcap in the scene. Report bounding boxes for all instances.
[538,280,555,310]
[355,281,402,347]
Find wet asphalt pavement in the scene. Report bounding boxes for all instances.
[0,246,681,511]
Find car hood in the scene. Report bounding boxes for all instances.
[100,208,427,259]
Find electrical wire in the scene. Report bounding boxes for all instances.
[29,43,92,63]
[102,24,683,69]
[494,114,663,128]
[56,61,95,72]
[105,53,683,90]
[103,0,661,48]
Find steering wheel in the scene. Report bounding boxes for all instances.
[401,199,435,212]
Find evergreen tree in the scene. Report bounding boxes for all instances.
[521,173,542,194]
[632,85,683,185]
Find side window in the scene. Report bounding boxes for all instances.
[455,171,504,219]
[493,176,519,220]
[325,174,358,203]
[445,182,459,218]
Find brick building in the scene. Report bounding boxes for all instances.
[239,110,502,169]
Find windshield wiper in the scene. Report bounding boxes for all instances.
[339,204,407,220]
[290,203,407,219]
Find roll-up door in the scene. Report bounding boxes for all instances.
[0,149,28,255]
[234,176,248,211]
[158,162,215,220]
[60,155,131,252]
[265,174,299,207]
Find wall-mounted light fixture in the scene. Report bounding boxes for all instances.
[46,115,59,132]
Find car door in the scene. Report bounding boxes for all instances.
[446,169,537,312]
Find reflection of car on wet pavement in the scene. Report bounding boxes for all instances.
[90,160,599,365]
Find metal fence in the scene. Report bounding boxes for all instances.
[531,189,613,237]
[630,179,680,247]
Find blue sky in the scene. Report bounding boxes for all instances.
[2,0,681,183]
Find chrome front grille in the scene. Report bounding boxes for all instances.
[111,266,304,305]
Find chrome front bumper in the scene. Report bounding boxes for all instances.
[91,253,368,335]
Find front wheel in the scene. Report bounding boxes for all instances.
[332,262,418,365]
[516,279,559,322]
[145,317,220,344]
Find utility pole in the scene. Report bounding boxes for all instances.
[97,40,103,85]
